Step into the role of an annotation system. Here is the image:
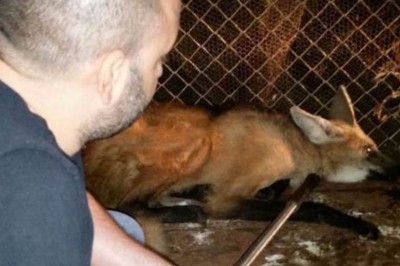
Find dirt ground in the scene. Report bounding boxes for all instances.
[161,181,400,266]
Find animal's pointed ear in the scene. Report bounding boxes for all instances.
[290,107,345,144]
[328,85,356,125]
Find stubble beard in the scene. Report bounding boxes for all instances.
[81,64,148,143]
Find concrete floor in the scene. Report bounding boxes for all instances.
[161,181,400,266]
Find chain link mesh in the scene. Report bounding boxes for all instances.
[156,0,400,155]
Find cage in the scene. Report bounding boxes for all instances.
[156,0,400,156]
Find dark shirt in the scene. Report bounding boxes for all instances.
[0,81,93,265]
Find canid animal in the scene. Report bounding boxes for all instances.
[83,86,398,239]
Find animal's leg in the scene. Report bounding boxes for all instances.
[150,184,212,208]
[117,172,179,209]
[228,199,379,239]
[255,179,290,201]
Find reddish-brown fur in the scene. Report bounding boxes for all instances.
[84,103,213,208]
[84,87,385,217]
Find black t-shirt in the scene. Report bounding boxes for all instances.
[0,81,93,265]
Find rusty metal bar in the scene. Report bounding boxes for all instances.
[233,174,321,266]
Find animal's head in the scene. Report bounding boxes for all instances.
[290,85,399,183]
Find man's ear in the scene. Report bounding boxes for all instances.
[97,50,130,105]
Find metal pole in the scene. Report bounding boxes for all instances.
[233,174,321,266]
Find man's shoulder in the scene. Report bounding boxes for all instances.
[0,116,58,156]
[0,148,78,179]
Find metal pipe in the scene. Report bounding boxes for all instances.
[233,174,321,266]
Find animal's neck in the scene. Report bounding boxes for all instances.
[282,118,324,177]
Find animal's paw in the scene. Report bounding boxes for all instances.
[355,219,380,240]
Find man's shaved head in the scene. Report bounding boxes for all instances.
[0,0,160,77]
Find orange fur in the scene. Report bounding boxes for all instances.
[84,88,394,217]
[84,102,212,208]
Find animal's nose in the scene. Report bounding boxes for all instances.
[367,165,400,182]
[367,151,400,182]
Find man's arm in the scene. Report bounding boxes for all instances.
[87,193,173,266]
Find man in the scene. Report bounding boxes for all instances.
[0,0,180,265]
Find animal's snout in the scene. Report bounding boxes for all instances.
[366,152,400,182]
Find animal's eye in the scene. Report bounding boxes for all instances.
[363,144,375,155]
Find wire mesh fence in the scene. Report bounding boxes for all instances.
[156,0,400,155]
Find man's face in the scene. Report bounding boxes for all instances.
[83,0,181,142]
[136,0,181,102]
